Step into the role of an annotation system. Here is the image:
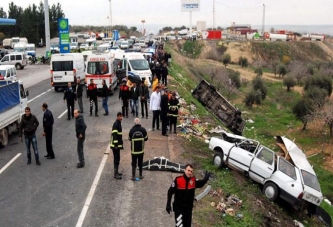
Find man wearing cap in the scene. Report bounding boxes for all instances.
[110,112,124,179]
[168,93,180,134]
[139,78,149,119]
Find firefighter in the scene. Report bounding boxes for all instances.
[110,112,124,180]
[166,164,210,227]
[128,118,148,180]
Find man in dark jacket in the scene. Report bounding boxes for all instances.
[168,93,180,134]
[161,61,168,86]
[87,79,98,117]
[110,112,123,179]
[160,88,169,136]
[166,164,210,227]
[129,118,148,180]
[42,103,55,159]
[130,82,140,117]
[101,79,109,115]
[139,78,149,119]
[74,109,87,168]
[76,78,84,113]
[63,82,77,120]
[19,107,41,165]
[119,79,130,118]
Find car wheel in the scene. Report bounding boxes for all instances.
[0,128,9,147]
[213,152,225,169]
[15,64,21,70]
[263,182,279,202]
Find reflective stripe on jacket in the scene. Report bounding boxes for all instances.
[110,119,123,149]
[129,124,148,155]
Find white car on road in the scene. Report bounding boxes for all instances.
[209,131,323,211]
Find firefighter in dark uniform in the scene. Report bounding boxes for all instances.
[166,164,210,227]
[129,118,148,180]
[110,112,123,180]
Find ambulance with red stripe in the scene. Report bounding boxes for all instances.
[85,53,118,95]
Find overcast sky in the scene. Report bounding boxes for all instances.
[1,0,333,33]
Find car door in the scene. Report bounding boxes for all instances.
[228,143,254,172]
[249,146,275,183]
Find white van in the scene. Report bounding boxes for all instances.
[13,42,27,53]
[50,53,85,91]
[0,52,27,70]
[0,65,17,81]
[114,52,152,86]
[25,43,36,57]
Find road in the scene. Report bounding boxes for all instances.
[0,64,176,227]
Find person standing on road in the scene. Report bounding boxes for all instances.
[19,107,41,165]
[166,164,211,227]
[110,112,124,180]
[42,103,55,159]
[119,79,130,118]
[74,109,87,168]
[63,82,77,120]
[130,82,140,117]
[168,93,180,134]
[160,88,169,136]
[129,118,148,180]
[87,79,98,117]
[150,86,161,131]
[101,79,109,115]
[76,78,84,113]
[139,78,149,119]
[161,61,168,86]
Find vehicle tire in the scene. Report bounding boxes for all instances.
[15,63,22,70]
[0,128,9,147]
[54,87,59,92]
[263,182,279,202]
[213,152,225,169]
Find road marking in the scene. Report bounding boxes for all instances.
[58,110,68,119]
[27,88,53,103]
[0,153,22,175]
[75,146,109,227]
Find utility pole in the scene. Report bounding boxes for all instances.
[262,4,265,35]
[213,0,215,30]
[109,0,112,36]
[44,0,50,56]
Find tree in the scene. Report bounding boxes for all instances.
[283,76,296,91]
[278,64,287,77]
[270,60,280,77]
[222,54,231,67]
[130,26,137,32]
[244,90,262,108]
[319,101,333,136]
[288,60,307,84]
[254,67,263,76]
[228,70,241,89]
[292,98,315,130]
[238,57,248,68]
[304,86,328,109]
[253,75,268,100]
[304,75,332,97]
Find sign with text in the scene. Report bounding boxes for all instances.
[181,0,200,12]
[58,18,70,53]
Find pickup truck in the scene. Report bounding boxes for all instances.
[0,81,29,147]
[209,131,323,212]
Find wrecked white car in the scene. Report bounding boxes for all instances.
[209,132,323,209]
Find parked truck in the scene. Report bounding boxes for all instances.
[0,81,29,147]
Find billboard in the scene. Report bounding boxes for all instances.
[181,0,200,12]
[58,18,70,53]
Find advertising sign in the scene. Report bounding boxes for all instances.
[181,0,200,12]
[58,18,70,53]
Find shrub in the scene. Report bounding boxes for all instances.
[283,76,296,91]
[222,54,231,67]
[244,90,262,108]
[238,57,248,68]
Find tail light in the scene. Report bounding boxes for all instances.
[298,192,304,199]
[73,69,77,77]
[50,70,53,86]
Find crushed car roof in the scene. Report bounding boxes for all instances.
[277,136,316,175]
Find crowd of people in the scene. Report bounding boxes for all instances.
[17,41,210,226]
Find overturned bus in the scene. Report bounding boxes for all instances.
[192,80,246,135]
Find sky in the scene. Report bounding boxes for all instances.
[1,0,333,34]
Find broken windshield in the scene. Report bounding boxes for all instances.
[301,170,321,192]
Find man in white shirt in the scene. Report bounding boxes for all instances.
[149,86,161,131]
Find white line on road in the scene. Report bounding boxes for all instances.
[27,88,53,103]
[0,153,22,175]
[58,110,68,119]
[75,146,110,227]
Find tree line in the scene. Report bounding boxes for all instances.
[0,2,64,45]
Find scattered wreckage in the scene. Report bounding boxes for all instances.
[209,131,332,226]
[142,156,185,173]
[192,80,245,135]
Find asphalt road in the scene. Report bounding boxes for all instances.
[0,64,175,227]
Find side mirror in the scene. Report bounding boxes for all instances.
[25,90,29,97]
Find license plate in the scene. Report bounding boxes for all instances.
[54,76,62,80]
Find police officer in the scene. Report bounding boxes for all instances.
[42,103,55,159]
[129,118,148,180]
[110,112,124,180]
[166,164,210,227]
